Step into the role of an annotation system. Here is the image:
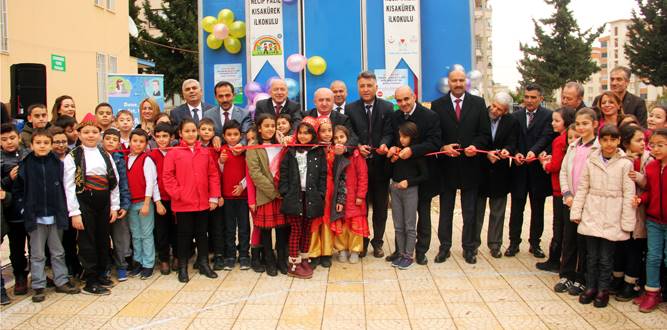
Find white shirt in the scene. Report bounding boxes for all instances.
[402,104,417,118]
[272,100,287,111]
[316,110,332,118]
[526,107,538,127]
[334,102,346,115]
[64,146,120,216]
[128,154,161,202]
[450,93,465,111]
[295,151,308,191]
[188,103,203,119]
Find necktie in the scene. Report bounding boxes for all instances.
[365,104,373,136]
[404,112,410,120]
[527,110,535,128]
[192,108,200,125]
[223,111,230,122]
[275,104,282,115]
[336,106,342,113]
[455,98,462,121]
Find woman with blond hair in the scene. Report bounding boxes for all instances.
[137,97,161,135]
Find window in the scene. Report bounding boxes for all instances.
[602,52,607,58]
[600,41,607,48]
[0,0,7,52]
[96,53,107,103]
[108,55,117,73]
[602,85,608,90]
[614,50,618,58]
[106,0,115,11]
[95,0,104,7]
[614,38,618,47]
[614,27,618,36]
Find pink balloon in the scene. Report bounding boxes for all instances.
[286,54,307,73]
[213,24,229,40]
[253,92,270,105]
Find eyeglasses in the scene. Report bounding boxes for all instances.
[53,141,68,145]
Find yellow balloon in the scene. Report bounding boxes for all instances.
[217,9,235,26]
[224,37,242,54]
[207,34,223,50]
[229,21,246,39]
[307,56,327,76]
[201,16,217,33]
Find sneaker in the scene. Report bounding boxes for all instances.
[553,278,573,293]
[239,257,251,270]
[391,256,402,268]
[398,257,414,270]
[348,252,360,264]
[223,258,235,271]
[117,268,128,282]
[568,281,586,296]
[213,256,225,271]
[82,284,111,296]
[338,251,349,263]
[140,268,154,280]
[32,288,46,303]
[98,275,114,288]
[129,264,142,277]
[639,290,662,313]
[55,282,80,294]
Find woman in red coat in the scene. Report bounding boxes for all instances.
[163,118,221,282]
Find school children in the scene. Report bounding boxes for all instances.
[49,126,70,160]
[198,118,225,268]
[244,125,266,273]
[19,104,50,148]
[95,103,115,132]
[115,110,134,152]
[53,115,79,150]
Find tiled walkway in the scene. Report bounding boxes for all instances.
[1,198,667,329]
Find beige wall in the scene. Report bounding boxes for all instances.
[1,0,137,120]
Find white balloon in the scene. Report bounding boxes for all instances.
[452,64,465,73]
[469,88,481,96]
[469,70,483,82]
[437,77,450,94]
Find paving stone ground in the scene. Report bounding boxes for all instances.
[1,196,666,329]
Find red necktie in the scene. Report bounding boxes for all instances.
[223,111,230,122]
[275,104,282,115]
[455,99,461,121]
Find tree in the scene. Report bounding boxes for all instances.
[625,0,667,87]
[517,0,604,101]
[131,0,199,101]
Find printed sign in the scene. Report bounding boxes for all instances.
[248,0,285,80]
[383,0,421,79]
[107,74,165,125]
[214,63,244,104]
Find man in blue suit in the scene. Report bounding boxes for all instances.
[169,79,216,127]
[204,81,251,138]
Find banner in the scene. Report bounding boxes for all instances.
[107,74,165,126]
[374,69,409,109]
[247,0,285,81]
[383,0,421,80]
[214,63,244,105]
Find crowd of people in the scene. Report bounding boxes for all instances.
[0,66,666,313]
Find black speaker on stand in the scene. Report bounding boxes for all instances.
[10,63,47,119]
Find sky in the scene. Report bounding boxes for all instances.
[491,0,640,90]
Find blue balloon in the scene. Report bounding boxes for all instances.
[285,78,299,99]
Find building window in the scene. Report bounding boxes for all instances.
[106,0,115,11]
[614,50,618,58]
[614,27,618,36]
[600,41,607,48]
[108,55,117,73]
[602,85,608,90]
[0,0,7,52]
[602,52,607,58]
[614,38,618,47]
[95,0,104,7]
[96,53,107,103]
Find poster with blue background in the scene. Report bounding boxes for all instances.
[107,74,165,125]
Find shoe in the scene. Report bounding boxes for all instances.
[385,251,400,262]
[372,244,385,258]
[1,288,10,305]
[250,248,265,273]
[277,249,288,275]
[223,258,235,271]
[178,267,189,283]
[98,275,114,288]
[300,258,313,274]
[172,258,180,271]
[213,256,225,271]
[639,290,662,313]
[197,262,218,279]
[434,250,451,263]
[338,251,349,263]
[264,250,278,277]
[398,256,414,270]
[504,245,520,257]
[360,246,367,258]
[616,282,639,302]
[14,276,28,295]
[535,259,559,273]
[391,255,402,267]
[129,264,143,277]
[568,281,586,296]
[579,288,597,304]
[288,261,312,279]
[239,257,251,270]
[349,252,360,264]
[46,277,55,288]
[490,249,502,259]
[82,284,111,295]
[463,250,477,264]
[609,276,624,295]
[320,256,332,268]
[529,245,545,258]
[140,268,154,280]
[553,278,573,293]
[117,268,128,282]
[32,288,46,302]
[55,282,80,294]
[416,254,428,265]
[159,262,170,275]
[593,289,609,308]
[309,257,320,270]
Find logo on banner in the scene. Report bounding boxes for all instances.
[247,0,285,80]
[251,35,283,56]
[383,0,421,80]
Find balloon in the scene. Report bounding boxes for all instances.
[223,37,242,54]
[244,81,263,103]
[217,9,235,26]
[201,16,218,33]
[468,70,483,82]
[213,23,229,40]
[286,53,307,73]
[264,76,280,92]
[437,77,450,94]
[253,93,270,104]
[469,88,481,96]
[466,78,471,90]
[285,78,299,99]
[206,34,223,50]
[229,21,246,39]
[307,56,327,76]
[451,63,465,73]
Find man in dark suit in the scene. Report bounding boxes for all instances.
[254,79,302,130]
[305,88,358,146]
[347,71,394,258]
[330,80,349,115]
[475,92,518,259]
[431,69,491,264]
[169,79,216,126]
[505,83,554,258]
[380,86,441,265]
[592,66,647,127]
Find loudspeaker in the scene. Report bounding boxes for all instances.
[10,63,47,119]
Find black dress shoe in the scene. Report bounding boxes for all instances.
[504,245,520,257]
[320,256,332,268]
[360,246,367,258]
[416,254,428,265]
[178,267,189,283]
[463,250,477,264]
[309,257,320,270]
[579,288,597,304]
[529,246,546,258]
[594,289,609,308]
[434,250,451,263]
[490,249,502,259]
[535,259,559,272]
[385,251,400,262]
[197,262,218,279]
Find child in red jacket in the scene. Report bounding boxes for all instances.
[163,118,221,283]
[331,126,369,264]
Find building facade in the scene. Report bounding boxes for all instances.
[473,0,493,103]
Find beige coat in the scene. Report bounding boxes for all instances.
[246,146,280,207]
[570,149,637,241]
